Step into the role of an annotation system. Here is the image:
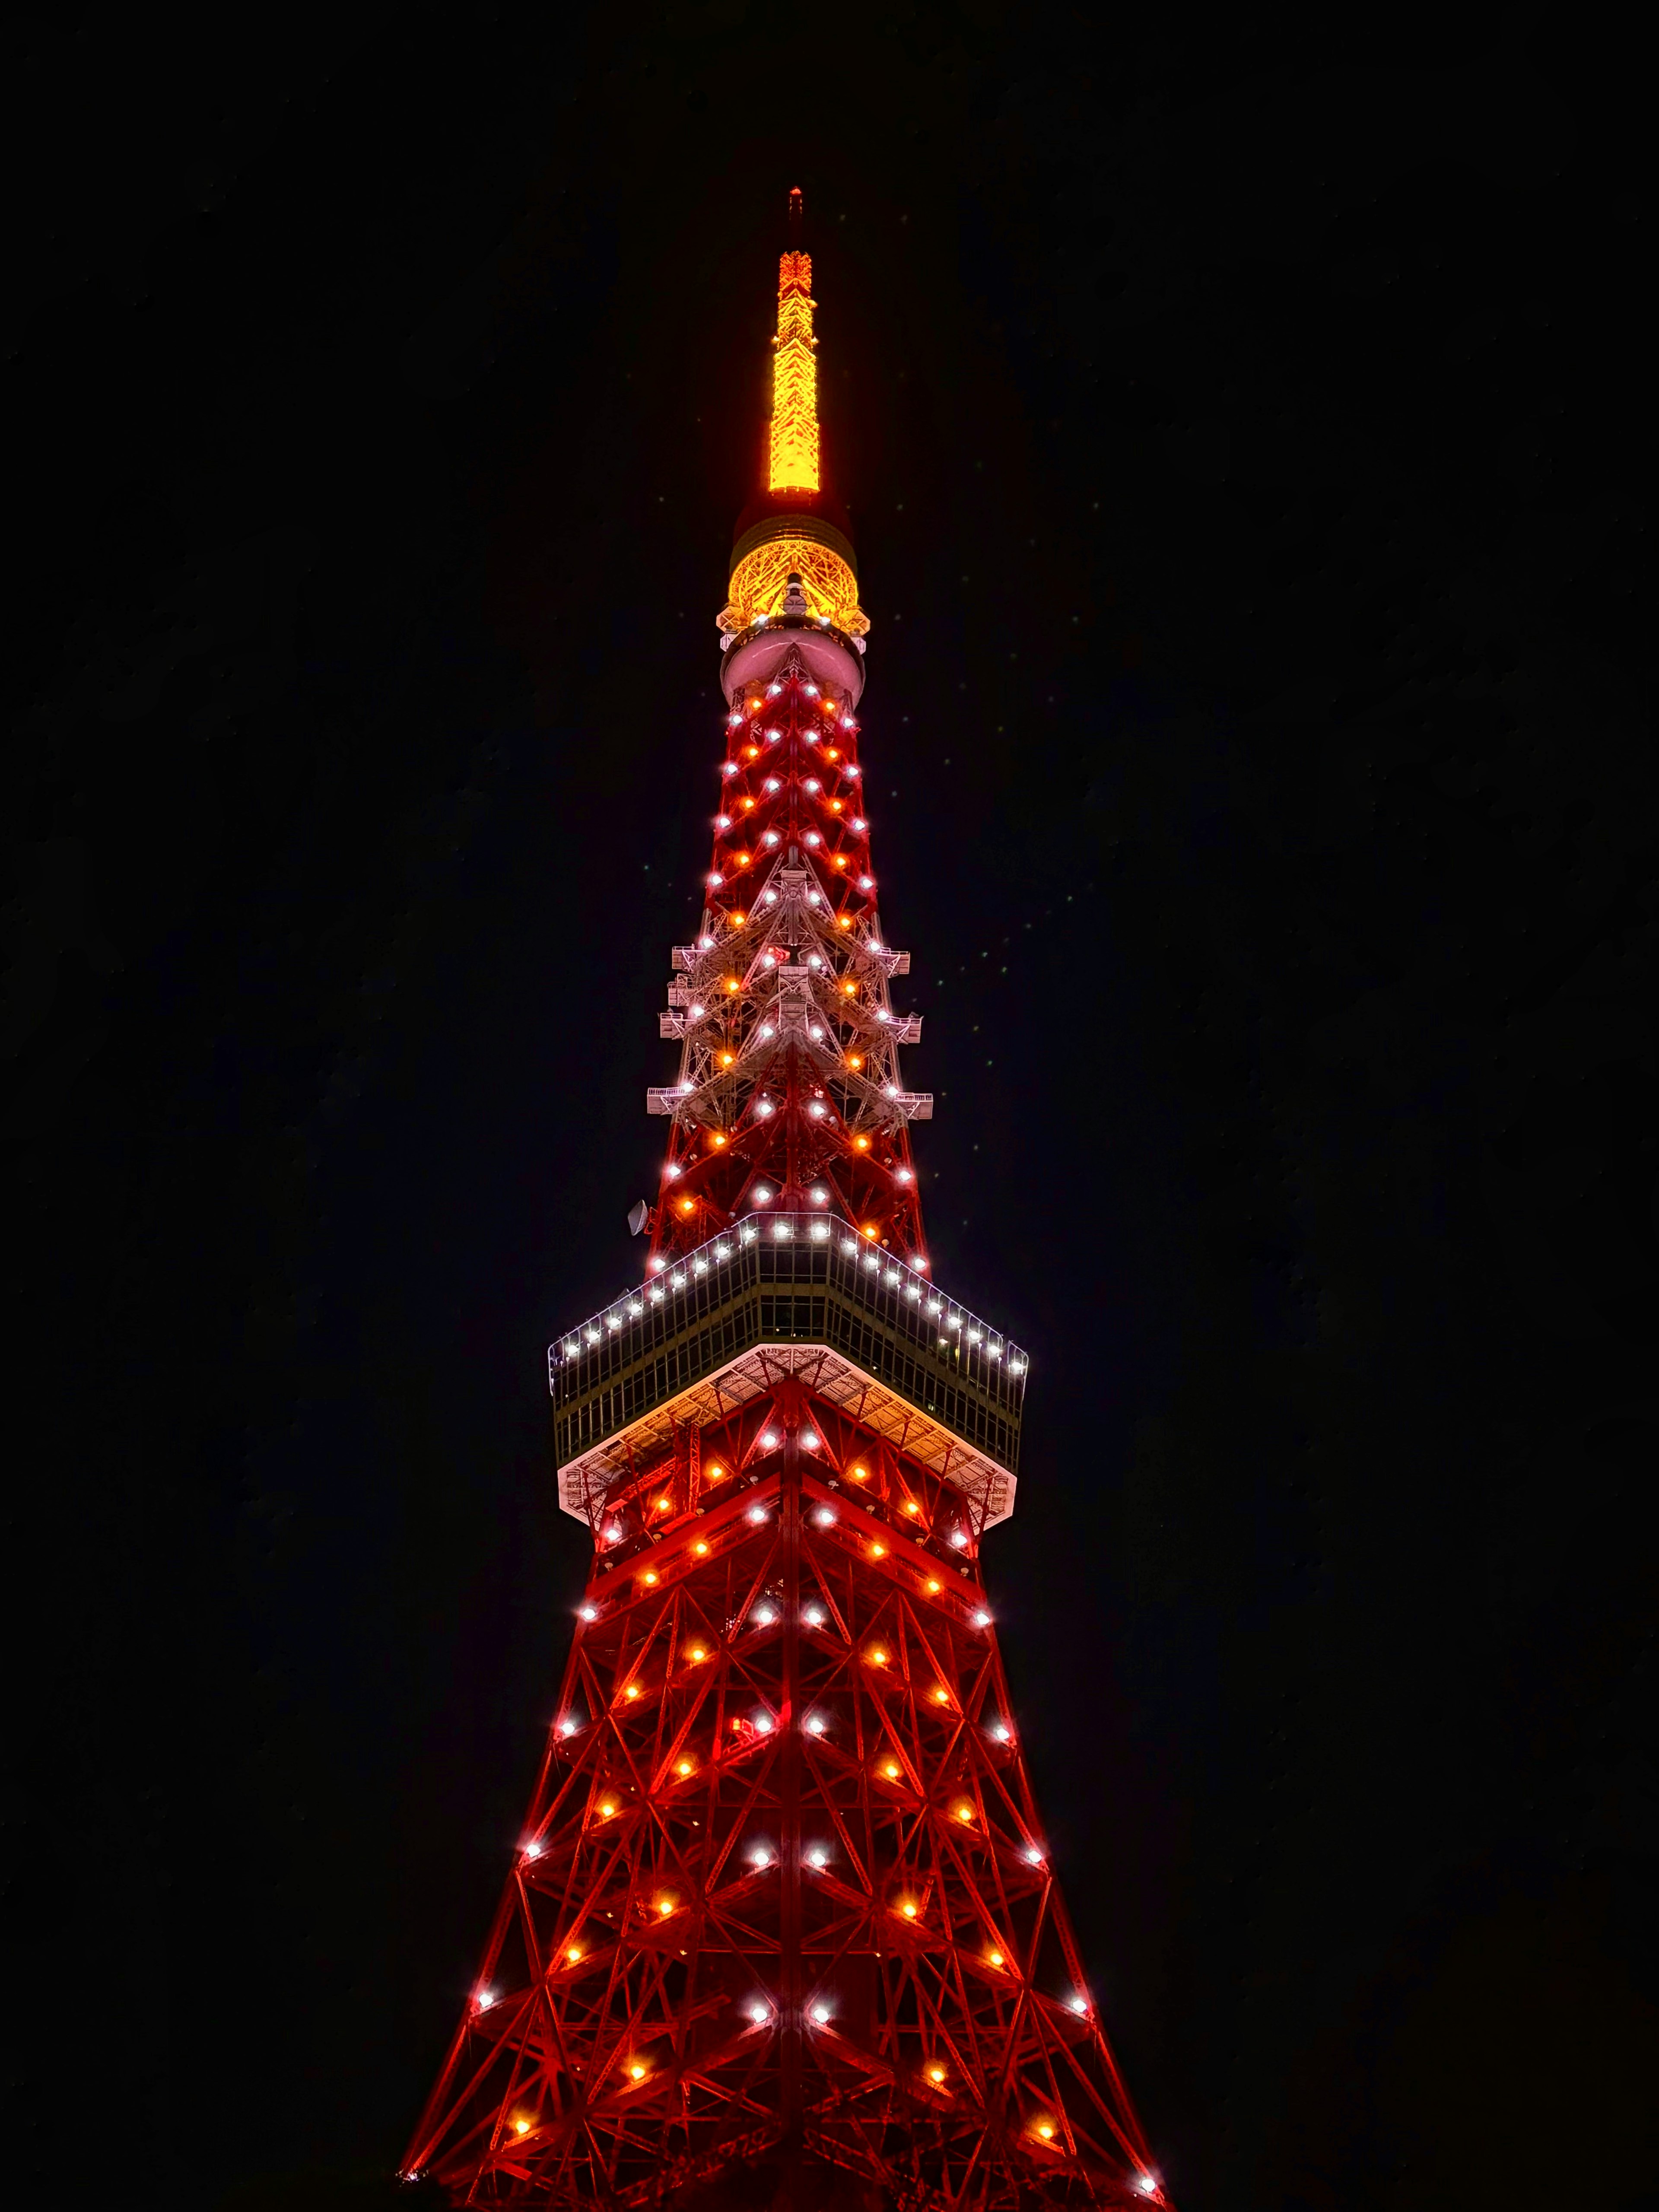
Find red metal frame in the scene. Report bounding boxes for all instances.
[404,1378,1163,2207]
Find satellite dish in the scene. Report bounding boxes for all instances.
[627,1200,649,1238]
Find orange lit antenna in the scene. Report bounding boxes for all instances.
[769,192,820,495]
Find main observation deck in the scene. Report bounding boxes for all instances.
[548,1214,1027,1527]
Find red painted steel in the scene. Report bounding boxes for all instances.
[404,1380,1164,2208]
[404,203,1169,2210]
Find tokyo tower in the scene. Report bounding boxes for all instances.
[404,191,1169,2212]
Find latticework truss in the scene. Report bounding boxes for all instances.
[647,644,928,1268]
[404,199,1172,2212]
[404,1377,1164,2210]
[769,250,820,494]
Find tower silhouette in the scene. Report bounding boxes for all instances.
[404,195,1168,2212]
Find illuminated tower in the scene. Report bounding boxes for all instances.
[404,191,1169,2212]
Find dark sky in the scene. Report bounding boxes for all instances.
[9,7,1654,2209]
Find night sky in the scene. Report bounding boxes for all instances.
[9,8,1655,2209]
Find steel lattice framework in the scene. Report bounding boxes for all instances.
[404,197,1169,2212]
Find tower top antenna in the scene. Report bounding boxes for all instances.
[788,185,803,245]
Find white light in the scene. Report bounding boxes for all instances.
[852,817,866,831]
[740,1226,758,1243]
[760,1023,775,1039]
[648,1286,664,1303]
[876,1008,890,1023]
[763,889,778,904]
[747,1504,767,1523]
[763,830,779,846]
[807,954,823,969]
[754,1606,775,1626]
[1069,1993,1089,2015]
[670,1272,686,1290]
[750,1999,771,2022]
[708,873,723,887]
[809,1029,823,1044]
[474,1988,494,2012]
[693,1258,708,1276]
[648,1257,665,1274]
[804,832,820,847]
[810,1221,828,1241]
[973,1609,992,1628]
[842,1239,859,1256]
[629,1300,643,1316]
[760,1431,779,1449]
[863,1254,879,1271]
[753,1185,771,1203]
[755,1101,774,1119]
[716,815,731,829]
[767,684,781,696]
[811,2003,831,2024]
[905,1285,921,1302]
[585,1328,600,1345]
[1136,2179,1158,2199]
[699,934,715,948]
[1010,1359,1026,1376]
[804,1604,825,1624]
[805,891,820,906]
[859,877,874,890]
[807,1847,828,1869]
[950,1529,968,1549]
[804,778,820,794]
[883,1083,896,1097]
[991,1722,1010,1743]
[926,1300,941,1316]
[1025,1844,1045,1865]
[606,1315,621,1332]
[714,1243,731,1260]
[802,1430,819,1449]
[884,1270,900,1287]
[774,1220,791,1240]
[948,1314,962,1331]
[810,1184,828,1201]
[813,1508,835,1528]
[804,684,818,696]
[559,1717,578,1735]
[521,1839,542,1859]
[968,1330,982,1345]
[870,940,883,953]
[750,1840,773,1863]
[580,1605,597,1622]
[804,1714,825,1735]
[754,1713,774,1735]
[764,777,780,793]
[564,1338,580,1356]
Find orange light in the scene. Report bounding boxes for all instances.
[720,1053,734,1067]
[745,744,759,758]
[826,747,840,760]
[1036,2121,1055,2142]
[710,1131,726,1147]
[657,1896,675,1916]
[726,979,740,993]
[625,1684,640,1700]
[904,1500,921,1516]
[629,2062,647,2081]
[926,1577,941,1593]
[955,1801,973,1821]
[851,1465,868,1481]
[928,2064,946,2084]
[870,1541,887,1559]
[693,1540,709,1557]
[731,912,744,925]
[736,853,750,868]
[988,1949,1004,1968]
[599,1800,617,1818]
[679,1198,694,1214]
[514,2118,531,2136]
[847,1054,863,1070]
[884,1761,900,1779]
[566,1945,583,1964]
[841,980,857,995]
[903,1903,920,1921]
[657,1495,671,1511]
[933,1687,950,1705]
[833,855,846,868]
[707,1462,724,1479]
[870,1645,888,1664]
[643,1569,659,1584]
[829,799,842,813]
[690,1645,707,1662]
[742,795,756,809]
[837,914,852,929]
[769,249,821,493]
[676,1759,694,1777]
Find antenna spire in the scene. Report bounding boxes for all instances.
[787,185,803,245]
